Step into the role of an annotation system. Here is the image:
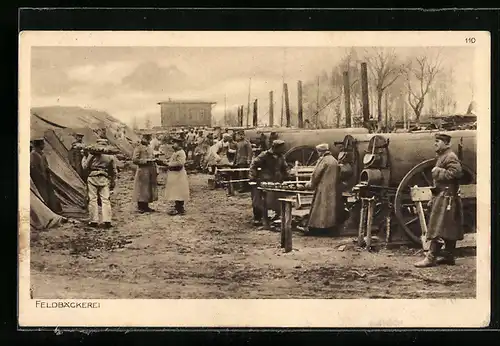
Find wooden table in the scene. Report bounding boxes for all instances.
[257,187,315,253]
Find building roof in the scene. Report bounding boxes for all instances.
[158,99,216,105]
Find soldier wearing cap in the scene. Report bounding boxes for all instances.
[206,133,232,173]
[233,130,254,192]
[163,137,190,215]
[185,128,197,160]
[414,133,464,268]
[304,143,346,235]
[30,137,62,213]
[132,133,158,213]
[68,132,85,178]
[81,139,117,228]
[249,139,290,226]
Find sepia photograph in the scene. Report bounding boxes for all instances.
[18,31,490,328]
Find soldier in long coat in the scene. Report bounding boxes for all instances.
[305,143,345,234]
[164,138,190,215]
[248,140,290,226]
[132,133,158,213]
[30,138,62,213]
[415,133,464,268]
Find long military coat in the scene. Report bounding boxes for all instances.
[164,149,190,202]
[307,152,343,229]
[132,143,158,203]
[427,148,464,241]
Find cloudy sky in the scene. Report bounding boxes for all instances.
[31,46,475,127]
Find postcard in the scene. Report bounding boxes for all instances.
[19,30,490,328]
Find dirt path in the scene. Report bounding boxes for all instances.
[30,169,476,299]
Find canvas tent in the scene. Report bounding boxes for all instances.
[30,114,88,220]
[30,177,64,230]
[32,106,139,157]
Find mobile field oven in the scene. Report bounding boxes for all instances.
[335,129,476,246]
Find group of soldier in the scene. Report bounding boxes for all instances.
[30,125,465,269]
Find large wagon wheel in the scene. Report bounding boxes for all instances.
[394,158,476,245]
[284,145,320,167]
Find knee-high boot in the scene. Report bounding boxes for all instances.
[437,240,456,265]
[414,240,441,268]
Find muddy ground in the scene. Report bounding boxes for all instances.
[30,169,476,299]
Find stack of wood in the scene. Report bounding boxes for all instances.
[84,144,121,155]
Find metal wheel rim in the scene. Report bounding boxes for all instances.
[394,158,477,245]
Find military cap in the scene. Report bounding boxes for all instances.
[74,132,84,137]
[272,139,285,147]
[96,139,109,145]
[315,143,329,151]
[171,136,183,143]
[435,133,451,144]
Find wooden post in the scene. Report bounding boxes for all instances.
[246,78,251,128]
[241,105,244,127]
[227,181,235,196]
[280,202,286,248]
[284,83,291,127]
[361,62,370,124]
[269,91,274,127]
[365,198,375,250]
[358,199,367,246]
[262,190,270,229]
[253,99,258,127]
[284,201,293,252]
[343,71,352,128]
[297,80,304,128]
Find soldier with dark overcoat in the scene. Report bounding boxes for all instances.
[248,140,290,226]
[414,133,464,268]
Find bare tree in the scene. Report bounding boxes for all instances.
[364,48,403,129]
[404,50,443,125]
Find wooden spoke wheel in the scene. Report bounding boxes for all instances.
[284,145,320,167]
[394,158,476,245]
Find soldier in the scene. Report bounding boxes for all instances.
[68,132,85,179]
[248,139,290,226]
[82,139,117,228]
[164,137,190,215]
[30,137,62,213]
[414,133,464,268]
[233,130,254,192]
[304,143,346,235]
[132,133,158,213]
[186,128,197,159]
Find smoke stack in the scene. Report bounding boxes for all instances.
[284,83,291,127]
[343,71,352,128]
[269,91,274,127]
[297,80,304,128]
[253,99,258,127]
[361,62,370,124]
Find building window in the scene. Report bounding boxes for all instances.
[200,109,205,118]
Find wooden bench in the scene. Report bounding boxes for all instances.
[410,184,476,250]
